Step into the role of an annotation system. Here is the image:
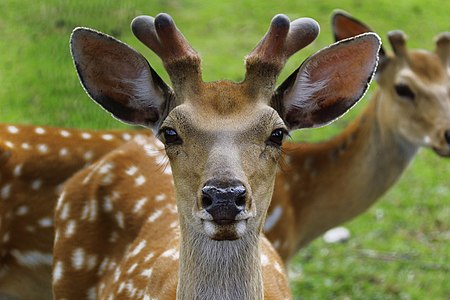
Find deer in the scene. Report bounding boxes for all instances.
[51,12,379,300]
[0,123,148,299]
[264,10,450,262]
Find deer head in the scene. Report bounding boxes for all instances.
[70,13,379,245]
[333,10,450,156]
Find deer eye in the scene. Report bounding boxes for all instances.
[395,84,415,100]
[267,128,286,147]
[161,127,182,145]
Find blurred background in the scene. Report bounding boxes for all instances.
[0,0,448,298]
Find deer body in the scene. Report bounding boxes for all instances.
[52,12,379,299]
[266,12,450,261]
[0,124,143,299]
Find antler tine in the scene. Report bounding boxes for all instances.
[387,30,408,57]
[131,13,202,94]
[434,32,450,68]
[244,14,319,95]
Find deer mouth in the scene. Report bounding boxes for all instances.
[201,219,248,240]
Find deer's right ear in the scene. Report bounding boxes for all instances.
[70,28,173,130]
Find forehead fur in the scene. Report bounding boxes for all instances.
[185,81,263,116]
[408,51,447,83]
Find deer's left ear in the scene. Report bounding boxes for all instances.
[272,33,380,130]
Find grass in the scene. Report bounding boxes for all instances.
[1,0,449,298]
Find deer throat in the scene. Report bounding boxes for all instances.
[176,225,263,300]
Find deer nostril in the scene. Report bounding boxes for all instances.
[445,130,450,145]
[235,195,246,208]
[201,193,213,209]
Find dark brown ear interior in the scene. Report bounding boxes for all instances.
[276,33,380,130]
[71,28,171,128]
[332,10,385,56]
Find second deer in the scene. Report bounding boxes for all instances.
[266,11,450,261]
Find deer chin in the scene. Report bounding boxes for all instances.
[194,209,254,240]
[202,219,248,240]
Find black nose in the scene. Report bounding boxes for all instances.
[445,130,450,145]
[201,180,246,225]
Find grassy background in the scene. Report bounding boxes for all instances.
[1,0,449,298]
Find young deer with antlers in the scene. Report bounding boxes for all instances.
[265,11,450,261]
[0,124,146,299]
[52,12,379,299]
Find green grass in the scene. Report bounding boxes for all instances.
[1,0,449,298]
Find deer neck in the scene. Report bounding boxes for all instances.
[177,215,263,300]
[285,90,418,249]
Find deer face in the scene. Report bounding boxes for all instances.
[377,43,450,156]
[332,11,450,157]
[70,13,380,240]
[160,83,286,240]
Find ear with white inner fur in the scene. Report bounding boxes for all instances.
[273,33,380,130]
[70,27,173,131]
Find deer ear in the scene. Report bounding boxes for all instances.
[332,10,386,57]
[70,27,172,130]
[273,33,380,130]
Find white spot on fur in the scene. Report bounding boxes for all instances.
[2,232,10,243]
[38,217,53,228]
[423,135,431,145]
[109,231,119,243]
[1,184,12,199]
[274,262,283,274]
[114,268,121,282]
[35,127,46,135]
[11,250,52,267]
[155,193,167,202]
[84,150,94,161]
[65,220,76,238]
[37,144,49,153]
[144,252,154,262]
[87,287,97,300]
[132,197,148,214]
[60,130,71,137]
[53,261,63,283]
[13,164,23,177]
[122,133,132,141]
[260,254,269,266]
[7,126,19,134]
[102,134,114,141]
[31,179,43,190]
[21,142,31,150]
[127,263,138,274]
[148,209,162,223]
[103,196,114,212]
[130,240,147,257]
[99,163,115,174]
[135,175,146,186]
[116,212,125,229]
[60,203,70,220]
[59,147,69,157]
[161,248,179,260]
[5,141,14,148]
[72,248,86,270]
[263,205,283,232]
[16,205,29,216]
[141,268,153,278]
[87,255,97,271]
[125,165,139,176]
[81,132,92,139]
